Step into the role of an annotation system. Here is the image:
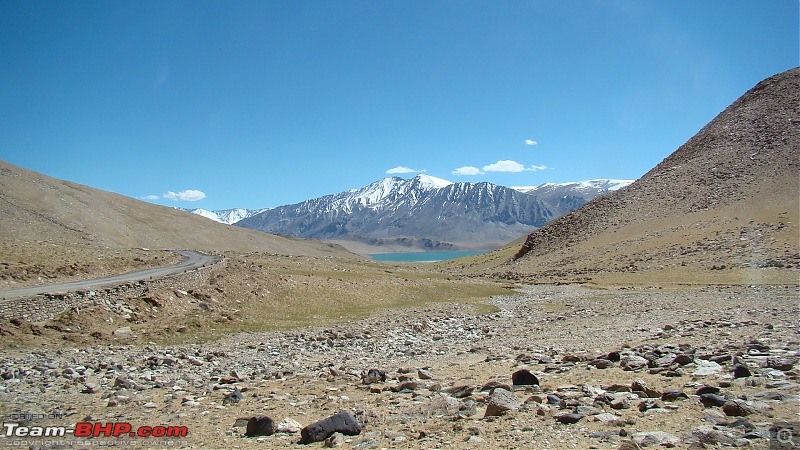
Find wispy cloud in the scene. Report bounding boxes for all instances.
[483,160,526,172]
[145,189,207,202]
[483,160,549,172]
[524,139,538,145]
[452,166,484,176]
[164,190,206,201]
[386,166,425,174]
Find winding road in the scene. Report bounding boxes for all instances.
[0,250,220,300]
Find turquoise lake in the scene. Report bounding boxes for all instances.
[366,250,487,262]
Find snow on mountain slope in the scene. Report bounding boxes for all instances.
[236,175,569,248]
[180,207,266,225]
[186,175,630,250]
[512,179,634,194]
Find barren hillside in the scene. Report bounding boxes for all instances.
[445,68,799,285]
[0,161,353,287]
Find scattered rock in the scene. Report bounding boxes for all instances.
[511,369,539,386]
[632,431,680,447]
[299,410,362,444]
[245,416,275,437]
[661,390,688,401]
[732,364,752,378]
[324,432,345,448]
[699,393,728,407]
[276,418,302,433]
[620,354,649,371]
[692,360,723,376]
[480,380,512,393]
[417,368,434,379]
[222,387,244,405]
[361,369,386,384]
[484,388,522,417]
[554,412,584,424]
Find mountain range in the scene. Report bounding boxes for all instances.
[230,175,632,251]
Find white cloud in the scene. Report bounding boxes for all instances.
[483,160,527,172]
[525,139,538,145]
[451,166,484,176]
[142,195,161,201]
[482,160,549,172]
[163,189,207,202]
[386,166,425,174]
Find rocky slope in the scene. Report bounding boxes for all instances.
[462,68,799,282]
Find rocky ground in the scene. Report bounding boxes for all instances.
[0,283,797,449]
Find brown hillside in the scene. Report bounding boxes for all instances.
[456,68,799,285]
[0,160,353,287]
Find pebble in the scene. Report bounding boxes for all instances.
[1,284,796,449]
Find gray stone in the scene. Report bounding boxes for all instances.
[700,393,728,407]
[223,387,244,405]
[276,418,302,433]
[484,388,522,417]
[688,426,739,446]
[692,360,723,376]
[595,412,621,423]
[621,355,649,371]
[632,431,680,447]
[113,327,135,339]
[324,432,344,448]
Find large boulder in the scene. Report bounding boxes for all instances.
[299,410,362,444]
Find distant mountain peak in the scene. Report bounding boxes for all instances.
[512,179,634,194]
[234,175,628,250]
[177,207,266,225]
[413,174,453,189]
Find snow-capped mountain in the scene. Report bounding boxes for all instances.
[179,176,632,250]
[178,207,266,225]
[513,179,634,195]
[512,179,634,217]
[234,174,625,250]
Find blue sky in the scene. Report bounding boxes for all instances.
[1,1,797,210]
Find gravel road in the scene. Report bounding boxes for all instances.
[0,250,219,299]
